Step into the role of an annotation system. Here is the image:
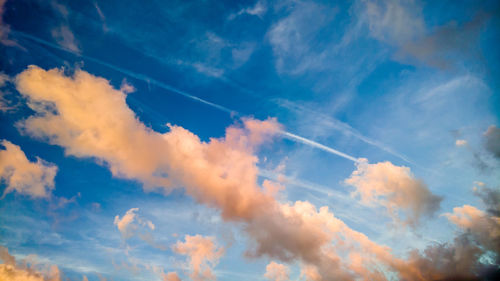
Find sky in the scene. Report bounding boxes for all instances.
[0,0,499,280]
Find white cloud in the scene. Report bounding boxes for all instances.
[455,139,468,147]
[0,140,57,198]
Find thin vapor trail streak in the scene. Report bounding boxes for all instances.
[11,29,359,163]
[280,131,360,162]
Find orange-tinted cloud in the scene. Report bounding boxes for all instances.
[0,139,57,198]
[0,246,61,281]
[345,158,442,227]
[14,65,496,280]
[172,235,224,281]
[264,261,289,281]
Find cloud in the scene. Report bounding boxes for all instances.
[358,0,493,69]
[344,158,442,227]
[14,65,497,280]
[50,2,80,53]
[228,0,267,20]
[172,235,224,281]
[114,207,155,239]
[0,0,20,47]
[0,246,61,281]
[484,125,500,160]
[361,0,425,44]
[264,261,289,281]
[473,185,500,217]
[51,25,80,53]
[267,1,336,74]
[445,204,500,253]
[162,272,181,281]
[455,139,468,147]
[0,139,57,198]
[0,72,18,112]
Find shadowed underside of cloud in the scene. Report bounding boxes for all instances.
[359,0,494,69]
[0,139,57,198]
[484,125,500,160]
[12,65,499,280]
[0,246,61,281]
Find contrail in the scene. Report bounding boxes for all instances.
[280,131,359,162]
[11,29,359,163]
[11,29,235,115]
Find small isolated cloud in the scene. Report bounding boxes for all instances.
[0,246,62,281]
[51,25,80,53]
[345,158,442,227]
[264,261,289,281]
[50,2,80,53]
[484,125,500,160]
[455,139,468,147]
[228,0,267,20]
[0,140,57,198]
[114,207,155,240]
[172,235,224,281]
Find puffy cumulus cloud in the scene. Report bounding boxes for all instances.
[15,65,496,280]
[0,140,57,198]
[114,207,155,239]
[445,205,500,253]
[264,261,289,281]
[0,246,61,281]
[344,158,442,227]
[484,125,500,160]
[162,271,181,281]
[172,235,224,281]
[15,65,281,220]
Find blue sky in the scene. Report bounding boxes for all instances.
[0,0,499,280]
